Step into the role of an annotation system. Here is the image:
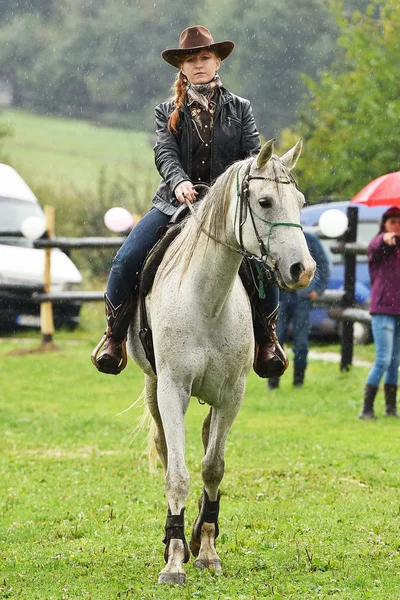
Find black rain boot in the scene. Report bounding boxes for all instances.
[91,293,134,375]
[253,307,289,379]
[293,366,305,388]
[358,384,378,420]
[384,384,399,417]
[268,377,280,390]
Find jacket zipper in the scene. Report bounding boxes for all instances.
[211,96,232,181]
[183,109,192,179]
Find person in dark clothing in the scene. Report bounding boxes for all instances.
[359,206,400,419]
[268,231,330,389]
[92,25,287,378]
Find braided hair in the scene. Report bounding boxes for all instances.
[168,69,188,133]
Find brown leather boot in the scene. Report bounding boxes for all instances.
[384,384,398,417]
[91,293,133,375]
[358,384,378,420]
[253,307,289,379]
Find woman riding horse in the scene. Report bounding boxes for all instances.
[92,25,287,379]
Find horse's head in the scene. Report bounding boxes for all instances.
[235,139,315,291]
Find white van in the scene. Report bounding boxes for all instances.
[0,163,82,330]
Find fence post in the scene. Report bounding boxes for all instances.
[40,206,56,348]
[340,206,358,371]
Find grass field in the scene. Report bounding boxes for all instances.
[1,109,400,598]
[1,307,400,599]
[0,109,159,199]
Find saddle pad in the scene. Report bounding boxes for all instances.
[140,223,183,297]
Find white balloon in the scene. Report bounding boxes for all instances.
[21,215,46,240]
[104,207,134,233]
[318,209,349,238]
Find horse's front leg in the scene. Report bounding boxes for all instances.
[191,385,244,572]
[156,374,191,585]
[191,486,221,571]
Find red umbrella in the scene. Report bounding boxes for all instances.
[350,171,400,206]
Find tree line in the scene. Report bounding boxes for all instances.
[0,0,367,134]
[292,0,399,200]
[0,0,398,201]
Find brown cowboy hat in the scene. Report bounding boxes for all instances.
[162,26,235,68]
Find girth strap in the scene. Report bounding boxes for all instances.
[163,507,190,564]
[138,292,157,374]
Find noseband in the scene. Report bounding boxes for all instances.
[235,161,303,270]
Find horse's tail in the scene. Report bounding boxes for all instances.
[120,387,158,473]
[147,417,159,474]
[131,399,158,474]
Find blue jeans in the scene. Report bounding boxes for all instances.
[107,207,171,307]
[107,205,279,316]
[366,314,400,387]
[276,292,311,370]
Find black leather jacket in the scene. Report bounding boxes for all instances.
[152,87,261,215]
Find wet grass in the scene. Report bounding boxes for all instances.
[1,313,399,599]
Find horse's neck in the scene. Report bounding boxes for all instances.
[185,228,243,318]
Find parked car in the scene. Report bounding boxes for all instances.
[0,163,82,331]
[301,200,387,344]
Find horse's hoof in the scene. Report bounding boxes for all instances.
[158,571,186,585]
[194,558,222,572]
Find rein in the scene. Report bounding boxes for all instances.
[184,198,251,258]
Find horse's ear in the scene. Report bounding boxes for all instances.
[256,139,275,169]
[280,139,303,170]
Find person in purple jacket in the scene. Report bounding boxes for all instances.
[359,206,400,419]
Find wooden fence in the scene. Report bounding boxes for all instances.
[5,205,367,368]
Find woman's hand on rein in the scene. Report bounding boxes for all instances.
[175,181,198,204]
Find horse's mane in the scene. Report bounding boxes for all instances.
[158,157,253,280]
[157,153,293,283]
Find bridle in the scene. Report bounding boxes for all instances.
[235,160,303,271]
[185,158,303,273]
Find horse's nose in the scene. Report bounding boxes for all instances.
[290,262,305,283]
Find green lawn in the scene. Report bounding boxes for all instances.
[1,309,399,599]
[2,103,397,600]
[0,109,159,197]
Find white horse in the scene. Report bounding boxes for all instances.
[128,139,315,584]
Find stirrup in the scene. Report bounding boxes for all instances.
[91,328,128,375]
[267,306,289,372]
[274,337,289,372]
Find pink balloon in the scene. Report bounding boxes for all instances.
[104,207,134,232]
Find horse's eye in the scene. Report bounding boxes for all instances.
[259,196,273,208]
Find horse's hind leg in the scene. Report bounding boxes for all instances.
[155,374,191,584]
[191,385,244,572]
